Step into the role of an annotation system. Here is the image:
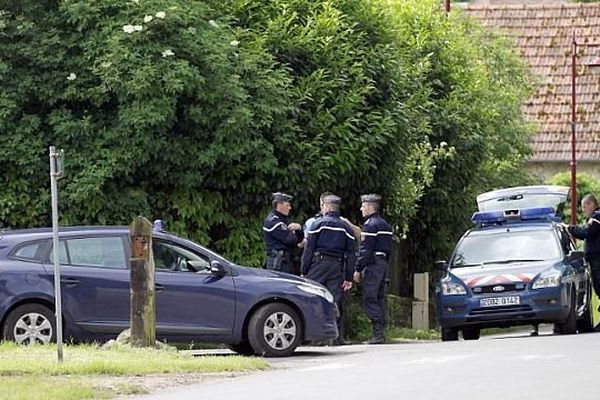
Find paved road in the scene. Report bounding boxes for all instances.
[134,329,600,400]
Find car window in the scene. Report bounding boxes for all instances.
[49,237,126,268]
[10,240,48,262]
[48,241,69,264]
[451,229,561,267]
[557,226,575,254]
[153,241,210,272]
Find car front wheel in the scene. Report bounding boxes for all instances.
[248,303,302,357]
[462,328,480,340]
[2,304,56,345]
[577,289,594,333]
[556,291,577,335]
[441,327,459,341]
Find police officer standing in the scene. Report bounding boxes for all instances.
[263,192,304,274]
[568,194,600,304]
[301,194,355,344]
[353,194,393,344]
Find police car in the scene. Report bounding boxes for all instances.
[435,186,594,341]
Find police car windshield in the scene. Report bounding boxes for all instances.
[451,229,561,268]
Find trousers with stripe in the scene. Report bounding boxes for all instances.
[362,258,387,326]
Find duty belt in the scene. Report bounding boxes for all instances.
[313,252,344,262]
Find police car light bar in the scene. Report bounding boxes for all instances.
[471,207,557,224]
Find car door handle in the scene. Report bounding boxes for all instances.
[155,284,165,292]
[61,278,79,287]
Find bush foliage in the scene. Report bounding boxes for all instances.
[547,172,600,224]
[0,0,533,272]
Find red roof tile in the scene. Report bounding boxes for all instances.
[464,3,600,162]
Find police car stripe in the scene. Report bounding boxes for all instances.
[262,222,285,232]
[308,226,356,241]
[361,231,394,237]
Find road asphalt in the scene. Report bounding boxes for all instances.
[132,327,600,400]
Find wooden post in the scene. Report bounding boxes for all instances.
[412,272,429,330]
[129,216,156,347]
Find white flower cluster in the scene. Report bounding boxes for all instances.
[208,20,218,28]
[122,24,143,33]
[122,11,165,34]
[162,49,174,58]
[66,73,77,81]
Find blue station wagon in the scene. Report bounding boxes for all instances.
[0,225,338,356]
[435,186,594,341]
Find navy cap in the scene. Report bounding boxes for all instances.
[272,192,293,203]
[322,194,342,205]
[360,194,381,203]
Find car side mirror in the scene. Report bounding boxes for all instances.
[434,260,448,272]
[210,260,227,276]
[567,250,584,263]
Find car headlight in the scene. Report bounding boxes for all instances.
[532,270,562,289]
[441,280,467,295]
[297,284,334,303]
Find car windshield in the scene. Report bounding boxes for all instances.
[451,229,561,268]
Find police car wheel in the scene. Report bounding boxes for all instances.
[577,289,594,333]
[2,304,56,345]
[441,328,458,342]
[248,303,302,357]
[462,328,480,341]
[556,290,577,335]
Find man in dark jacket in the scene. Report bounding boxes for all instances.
[262,192,304,274]
[353,194,393,344]
[568,194,600,302]
[301,194,355,344]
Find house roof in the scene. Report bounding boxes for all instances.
[464,3,600,162]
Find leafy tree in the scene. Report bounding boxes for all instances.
[384,0,535,286]
[0,0,292,265]
[0,0,534,279]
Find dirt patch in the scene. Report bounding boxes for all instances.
[94,371,251,398]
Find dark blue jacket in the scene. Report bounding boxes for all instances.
[355,212,393,272]
[301,211,356,280]
[568,208,600,256]
[262,210,303,253]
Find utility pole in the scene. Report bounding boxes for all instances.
[49,146,64,362]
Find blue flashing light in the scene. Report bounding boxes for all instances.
[471,210,505,224]
[519,207,556,221]
[471,207,558,224]
[153,219,166,232]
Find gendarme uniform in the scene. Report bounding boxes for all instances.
[262,193,303,274]
[355,194,393,343]
[301,195,356,339]
[568,207,600,297]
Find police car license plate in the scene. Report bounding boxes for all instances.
[479,296,520,308]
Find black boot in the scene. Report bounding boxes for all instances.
[363,322,385,345]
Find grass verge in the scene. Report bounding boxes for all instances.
[0,342,268,400]
[386,327,440,341]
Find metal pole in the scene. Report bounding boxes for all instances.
[49,146,63,362]
[571,32,578,225]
